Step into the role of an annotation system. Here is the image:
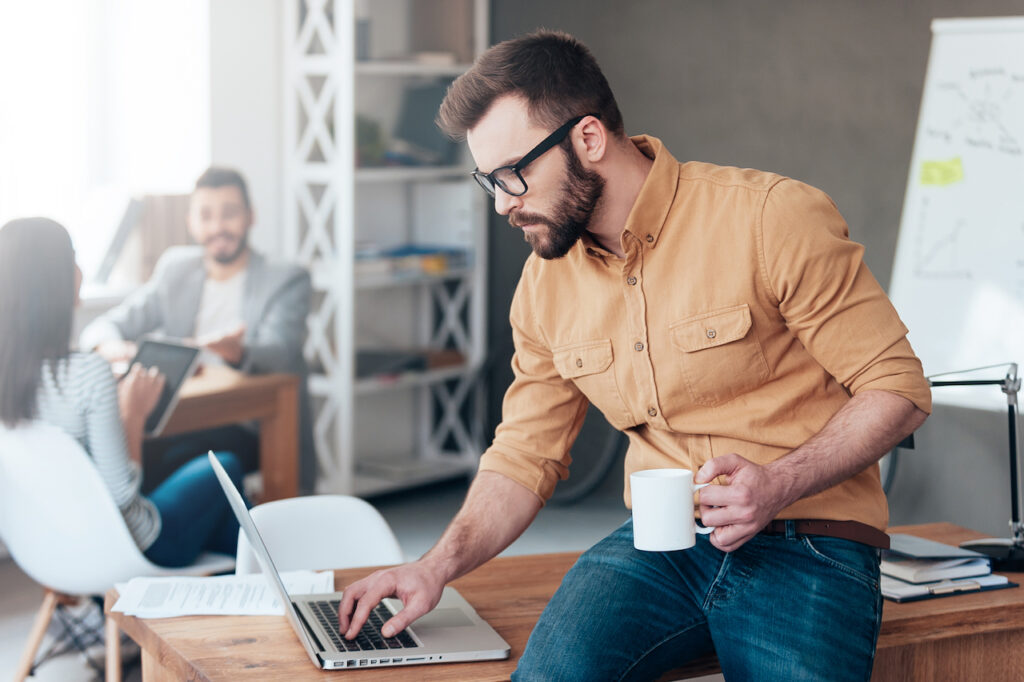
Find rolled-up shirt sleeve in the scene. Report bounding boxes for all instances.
[478,271,590,503]
[760,179,932,414]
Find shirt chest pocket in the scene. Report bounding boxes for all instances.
[669,303,770,407]
[551,339,633,428]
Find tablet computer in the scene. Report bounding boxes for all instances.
[123,339,201,437]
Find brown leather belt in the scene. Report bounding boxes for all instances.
[761,519,890,549]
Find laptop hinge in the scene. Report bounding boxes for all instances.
[295,604,330,655]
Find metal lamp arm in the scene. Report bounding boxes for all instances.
[928,364,1022,544]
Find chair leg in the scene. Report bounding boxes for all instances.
[105,615,122,682]
[12,589,59,682]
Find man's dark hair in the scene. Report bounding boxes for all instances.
[437,30,624,141]
[194,166,251,210]
[0,217,76,427]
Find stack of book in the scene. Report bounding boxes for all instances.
[881,534,1015,602]
[354,243,470,279]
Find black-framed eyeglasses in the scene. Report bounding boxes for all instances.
[471,114,598,198]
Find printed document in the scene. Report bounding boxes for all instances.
[112,570,334,618]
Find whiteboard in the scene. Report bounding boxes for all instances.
[890,17,1024,409]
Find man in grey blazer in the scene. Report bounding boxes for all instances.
[80,167,317,493]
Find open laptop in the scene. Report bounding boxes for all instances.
[208,452,510,670]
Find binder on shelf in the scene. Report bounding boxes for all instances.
[881,556,990,584]
[886,533,990,561]
[882,573,1016,603]
[882,533,992,584]
[355,350,426,379]
[355,349,465,380]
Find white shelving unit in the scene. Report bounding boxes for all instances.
[283,0,489,496]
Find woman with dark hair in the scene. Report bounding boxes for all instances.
[0,217,246,567]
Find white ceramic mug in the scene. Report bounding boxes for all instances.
[630,468,715,551]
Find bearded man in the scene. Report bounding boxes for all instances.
[340,30,930,681]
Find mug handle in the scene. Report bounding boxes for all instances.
[693,482,715,534]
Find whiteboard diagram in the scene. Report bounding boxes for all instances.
[890,18,1024,409]
[912,197,971,279]
[930,67,1022,156]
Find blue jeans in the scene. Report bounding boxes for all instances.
[514,519,882,681]
[143,451,249,568]
[142,425,259,494]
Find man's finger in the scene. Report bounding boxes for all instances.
[709,524,757,553]
[697,505,728,528]
[345,592,381,639]
[697,505,749,530]
[343,576,397,639]
[337,582,365,632]
[380,604,425,638]
[381,594,435,638]
[695,453,744,483]
[696,477,745,508]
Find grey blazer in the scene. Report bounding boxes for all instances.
[80,246,317,492]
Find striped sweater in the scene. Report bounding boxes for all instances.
[36,352,160,550]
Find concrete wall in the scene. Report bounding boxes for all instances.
[484,0,1024,535]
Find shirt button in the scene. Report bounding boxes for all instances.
[645,234,654,243]
[706,329,717,339]
[575,358,583,368]
[634,342,644,352]
[626,276,637,285]
[648,407,657,417]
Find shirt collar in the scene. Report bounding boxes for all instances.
[579,231,612,260]
[621,135,680,249]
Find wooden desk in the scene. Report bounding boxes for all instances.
[158,365,300,501]
[105,523,1024,681]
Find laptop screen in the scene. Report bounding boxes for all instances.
[208,451,323,664]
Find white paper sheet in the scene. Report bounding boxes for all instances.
[112,570,335,618]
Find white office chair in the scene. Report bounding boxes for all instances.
[235,495,404,575]
[0,421,236,682]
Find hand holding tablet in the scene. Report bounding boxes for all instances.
[120,339,201,436]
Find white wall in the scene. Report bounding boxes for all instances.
[208,0,284,256]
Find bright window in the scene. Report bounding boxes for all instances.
[0,0,210,280]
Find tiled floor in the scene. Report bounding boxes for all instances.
[1,473,721,681]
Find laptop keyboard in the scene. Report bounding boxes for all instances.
[309,600,417,652]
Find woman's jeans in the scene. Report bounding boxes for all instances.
[514,519,883,682]
[143,451,248,568]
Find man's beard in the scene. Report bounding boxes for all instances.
[204,231,249,265]
[509,145,605,260]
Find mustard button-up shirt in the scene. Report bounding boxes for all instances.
[479,135,932,531]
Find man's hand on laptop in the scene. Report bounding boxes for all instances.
[338,561,446,639]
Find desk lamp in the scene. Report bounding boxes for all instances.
[928,363,1024,571]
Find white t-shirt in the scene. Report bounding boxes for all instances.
[194,271,246,365]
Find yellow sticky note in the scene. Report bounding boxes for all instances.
[920,158,964,186]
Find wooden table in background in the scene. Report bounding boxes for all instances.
[158,365,299,502]
[105,523,1024,681]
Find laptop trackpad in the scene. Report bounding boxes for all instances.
[411,608,475,630]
